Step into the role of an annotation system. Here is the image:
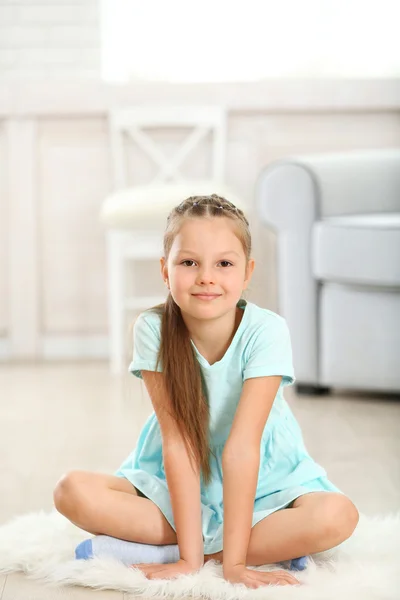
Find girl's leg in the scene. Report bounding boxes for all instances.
[53,470,178,545]
[205,492,359,566]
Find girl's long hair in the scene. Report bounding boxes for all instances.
[148,195,251,486]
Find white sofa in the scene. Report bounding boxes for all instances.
[256,149,400,395]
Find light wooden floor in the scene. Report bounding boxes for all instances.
[0,363,399,599]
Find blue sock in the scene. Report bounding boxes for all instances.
[75,535,180,566]
[289,556,309,571]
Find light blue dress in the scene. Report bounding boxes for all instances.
[115,299,342,554]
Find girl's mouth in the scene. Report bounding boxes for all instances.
[192,294,221,300]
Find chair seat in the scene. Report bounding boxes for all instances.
[312,212,400,287]
[100,180,245,229]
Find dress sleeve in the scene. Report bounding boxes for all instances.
[128,311,163,379]
[243,316,295,386]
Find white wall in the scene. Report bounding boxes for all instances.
[0,0,100,79]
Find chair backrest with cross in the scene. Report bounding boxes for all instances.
[109,105,227,191]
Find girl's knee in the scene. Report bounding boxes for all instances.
[322,495,359,542]
[53,470,87,516]
[341,498,359,537]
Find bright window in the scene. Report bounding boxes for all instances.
[100,0,400,83]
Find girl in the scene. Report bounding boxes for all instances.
[54,195,359,589]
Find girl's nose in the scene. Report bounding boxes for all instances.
[196,268,214,285]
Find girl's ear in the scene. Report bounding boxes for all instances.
[243,258,255,290]
[160,257,169,287]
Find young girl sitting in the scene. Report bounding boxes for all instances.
[54,195,359,589]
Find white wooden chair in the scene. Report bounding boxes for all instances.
[100,106,244,374]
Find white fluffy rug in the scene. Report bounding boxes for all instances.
[0,509,399,599]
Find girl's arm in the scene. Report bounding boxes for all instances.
[222,446,260,569]
[163,442,203,568]
[222,375,282,572]
[142,371,204,569]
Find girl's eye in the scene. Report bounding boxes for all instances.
[219,261,233,267]
[181,260,197,267]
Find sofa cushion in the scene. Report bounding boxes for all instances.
[312,213,400,287]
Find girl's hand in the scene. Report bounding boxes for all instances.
[223,564,301,588]
[130,558,201,580]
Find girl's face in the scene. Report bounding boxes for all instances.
[161,217,254,320]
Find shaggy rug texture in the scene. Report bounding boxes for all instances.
[0,509,399,599]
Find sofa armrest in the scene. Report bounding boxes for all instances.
[256,162,319,384]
